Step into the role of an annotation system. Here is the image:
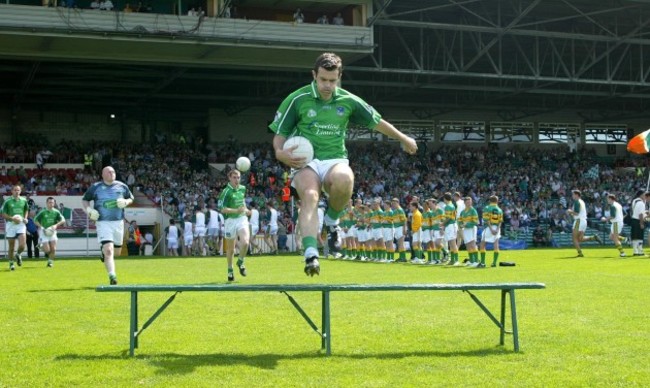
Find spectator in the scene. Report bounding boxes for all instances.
[140,230,154,255]
[332,12,344,26]
[100,0,113,11]
[127,220,142,256]
[316,14,329,24]
[293,8,304,23]
[532,225,548,247]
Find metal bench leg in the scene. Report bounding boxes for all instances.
[509,289,520,352]
[130,291,138,356]
[322,291,331,356]
[500,290,506,346]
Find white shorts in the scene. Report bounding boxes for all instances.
[372,228,383,241]
[422,229,432,244]
[348,225,358,238]
[207,228,219,237]
[225,216,249,240]
[573,219,587,233]
[482,225,501,243]
[167,238,179,249]
[412,229,422,243]
[610,221,624,235]
[432,229,443,240]
[266,225,278,236]
[357,229,368,243]
[462,226,477,244]
[444,224,458,242]
[40,229,58,244]
[393,226,405,240]
[292,158,350,194]
[251,225,259,236]
[383,227,393,242]
[194,225,206,237]
[5,221,27,239]
[184,235,193,246]
[96,220,124,246]
[339,229,347,240]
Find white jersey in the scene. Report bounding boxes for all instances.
[194,211,206,228]
[183,221,194,238]
[268,208,278,228]
[249,208,260,230]
[572,199,587,221]
[611,201,624,224]
[455,200,465,220]
[207,209,220,228]
[166,225,179,241]
[632,197,645,220]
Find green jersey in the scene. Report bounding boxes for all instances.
[382,209,393,228]
[35,208,64,228]
[217,183,247,219]
[459,207,479,228]
[482,204,503,226]
[269,81,382,160]
[392,207,406,227]
[443,202,456,226]
[1,196,28,218]
[422,210,434,231]
[431,208,444,231]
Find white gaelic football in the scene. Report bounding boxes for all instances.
[43,228,55,237]
[235,156,251,172]
[283,136,314,167]
[12,215,23,223]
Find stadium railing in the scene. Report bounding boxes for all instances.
[96,282,546,356]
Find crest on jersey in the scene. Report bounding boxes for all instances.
[307,109,317,118]
[336,106,345,116]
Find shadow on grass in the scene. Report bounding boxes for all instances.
[55,347,510,373]
[27,286,96,292]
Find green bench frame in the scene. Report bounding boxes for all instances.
[96,282,545,356]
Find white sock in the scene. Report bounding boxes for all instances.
[305,247,319,258]
[324,213,339,227]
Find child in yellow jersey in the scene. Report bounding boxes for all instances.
[409,201,424,263]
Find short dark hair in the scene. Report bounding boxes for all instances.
[607,194,616,200]
[489,195,498,203]
[572,189,581,197]
[314,53,342,75]
[443,192,452,201]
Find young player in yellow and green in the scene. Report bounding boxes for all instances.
[391,198,408,262]
[428,199,445,264]
[442,192,460,265]
[421,200,434,263]
[458,196,480,266]
[382,201,394,262]
[409,201,424,263]
[480,195,503,267]
[370,198,385,261]
[34,197,66,267]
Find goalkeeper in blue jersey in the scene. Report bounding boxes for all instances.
[82,166,134,285]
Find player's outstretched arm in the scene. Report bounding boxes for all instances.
[374,119,417,155]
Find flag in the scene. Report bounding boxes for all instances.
[627,129,650,154]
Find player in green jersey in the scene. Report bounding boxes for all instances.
[459,197,480,267]
[217,169,251,282]
[1,185,29,270]
[480,195,503,267]
[270,52,417,276]
[34,197,66,267]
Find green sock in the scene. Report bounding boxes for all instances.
[492,252,500,265]
[302,236,318,250]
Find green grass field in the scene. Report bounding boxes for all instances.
[1,248,649,387]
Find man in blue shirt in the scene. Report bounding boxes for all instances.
[26,209,40,259]
[82,166,134,285]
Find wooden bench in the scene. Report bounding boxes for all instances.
[96,282,545,356]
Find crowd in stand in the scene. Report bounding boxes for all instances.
[2,137,649,241]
